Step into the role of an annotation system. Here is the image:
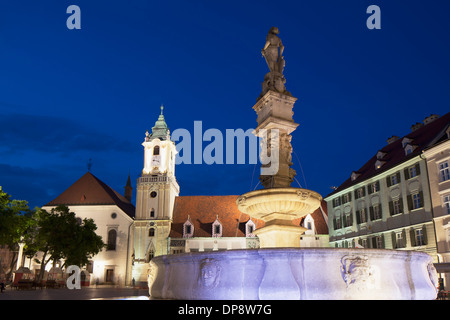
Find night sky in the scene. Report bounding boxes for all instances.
[1,0,449,209]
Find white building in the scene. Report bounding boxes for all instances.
[40,171,135,286]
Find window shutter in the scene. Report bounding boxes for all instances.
[410,228,416,247]
[356,210,361,224]
[381,234,385,248]
[422,225,428,245]
[389,201,394,216]
[376,181,380,191]
[407,195,413,211]
[349,192,352,201]
[363,209,368,222]
[362,187,366,197]
[396,172,401,183]
[391,232,397,249]
[354,190,359,200]
[386,176,391,187]
[415,163,421,175]
[349,212,353,226]
[333,217,337,230]
[369,206,374,221]
[404,168,410,180]
[368,184,373,195]
[419,191,424,208]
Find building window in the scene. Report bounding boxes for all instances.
[150,208,155,218]
[368,181,380,194]
[389,198,403,216]
[334,215,342,229]
[370,204,382,220]
[387,172,400,187]
[371,235,383,248]
[439,161,450,182]
[359,208,367,223]
[344,213,353,227]
[415,229,424,246]
[405,163,421,180]
[107,229,117,251]
[413,193,422,209]
[153,146,160,155]
[444,195,450,215]
[333,197,341,207]
[355,187,365,199]
[392,230,406,249]
[148,228,155,237]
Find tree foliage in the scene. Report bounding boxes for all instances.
[31,205,105,280]
[0,187,105,281]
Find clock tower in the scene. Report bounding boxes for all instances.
[132,105,180,285]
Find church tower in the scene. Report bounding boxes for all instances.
[132,106,179,285]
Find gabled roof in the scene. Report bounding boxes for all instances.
[169,195,264,238]
[44,172,135,218]
[169,195,329,238]
[327,112,450,197]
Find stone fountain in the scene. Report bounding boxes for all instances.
[148,27,438,300]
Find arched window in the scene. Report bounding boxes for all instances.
[150,208,155,218]
[149,228,155,237]
[107,229,117,251]
[153,146,160,155]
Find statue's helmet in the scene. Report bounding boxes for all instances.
[269,27,279,34]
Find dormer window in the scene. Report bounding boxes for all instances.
[183,216,194,238]
[402,137,412,148]
[304,214,315,233]
[376,151,386,160]
[404,144,417,156]
[245,219,256,237]
[375,160,385,170]
[351,171,360,181]
[212,216,222,237]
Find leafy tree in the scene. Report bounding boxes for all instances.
[0,187,36,281]
[31,205,105,281]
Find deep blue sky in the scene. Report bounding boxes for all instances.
[1,0,449,209]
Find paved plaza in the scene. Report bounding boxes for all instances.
[0,285,150,300]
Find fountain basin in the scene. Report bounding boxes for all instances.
[236,188,322,248]
[148,248,438,300]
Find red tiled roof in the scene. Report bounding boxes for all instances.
[169,195,264,238]
[327,112,450,197]
[44,172,135,218]
[169,195,328,237]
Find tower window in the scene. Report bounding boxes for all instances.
[150,191,157,198]
[149,228,155,237]
[150,208,155,218]
[153,146,160,155]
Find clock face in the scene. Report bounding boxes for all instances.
[152,156,161,165]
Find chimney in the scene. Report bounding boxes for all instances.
[423,114,439,125]
[411,122,424,132]
[387,135,399,144]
